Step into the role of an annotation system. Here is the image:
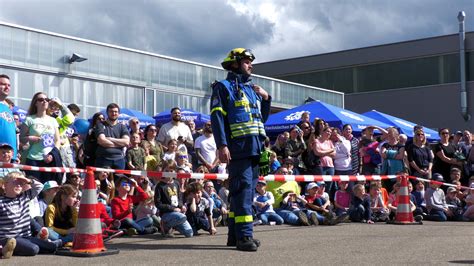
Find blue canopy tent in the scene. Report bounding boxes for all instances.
[153,109,210,128]
[264,100,391,137]
[97,108,155,128]
[362,110,440,141]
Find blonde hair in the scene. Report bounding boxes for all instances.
[3,171,27,183]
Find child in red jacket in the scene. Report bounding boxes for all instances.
[110,175,158,235]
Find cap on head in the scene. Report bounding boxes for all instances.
[0,143,14,150]
[43,180,59,191]
[221,48,255,70]
[257,180,267,185]
[432,173,444,182]
[306,182,319,191]
[447,187,457,193]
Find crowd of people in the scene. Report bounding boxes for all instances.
[0,73,473,259]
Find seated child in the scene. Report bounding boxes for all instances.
[411,180,427,215]
[154,174,193,238]
[306,182,344,225]
[134,191,161,231]
[334,181,351,216]
[445,187,464,221]
[278,191,311,226]
[253,180,284,225]
[368,183,389,222]
[111,175,157,235]
[45,184,80,244]
[204,180,228,226]
[348,184,373,224]
[185,182,216,235]
[425,173,451,221]
[462,183,474,221]
[0,172,59,258]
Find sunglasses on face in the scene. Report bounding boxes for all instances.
[178,155,188,159]
[121,182,131,187]
[441,132,449,135]
[36,98,49,103]
[416,133,425,136]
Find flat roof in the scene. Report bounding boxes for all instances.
[254,32,474,76]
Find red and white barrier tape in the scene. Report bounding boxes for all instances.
[1,162,471,190]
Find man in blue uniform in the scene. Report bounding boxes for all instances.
[211,48,271,252]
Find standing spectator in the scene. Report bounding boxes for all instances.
[380,127,405,175]
[141,124,164,171]
[211,48,271,251]
[342,124,360,175]
[432,128,462,181]
[285,126,306,173]
[48,97,75,168]
[194,121,218,172]
[157,107,193,149]
[20,92,61,183]
[407,128,433,179]
[359,126,385,175]
[271,133,288,161]
[83,112,105,167]
[296,111,310,129]
[0,75,17,160]
[186,119,200,168]
[95,103,130,169]
[128,117,141,139]
[126,132,146,170]
[331,127,352,175]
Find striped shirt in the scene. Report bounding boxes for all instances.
[0,180,43,239]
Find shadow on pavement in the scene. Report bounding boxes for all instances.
[448,260,474,264]
[107,242,234,251]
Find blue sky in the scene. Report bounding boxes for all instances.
[0,0,472,66]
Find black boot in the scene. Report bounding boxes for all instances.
[236,237,258,252]
[227,236,261,247]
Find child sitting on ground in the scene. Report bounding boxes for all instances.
[334,181,351,216]
[253,180,284,225]
[368,182,389,222]
[445,187,464,220]
[425,173,451,222]
[111,175,157,235]
[45,184,80,245]
[154,172,193,238]
[411,180,427,215]
[279,190,311,226]
[348,184,373,224]
[462,183,474,221]
[0,172,60,259]
[134,191,161,231]
[185,182,216,235]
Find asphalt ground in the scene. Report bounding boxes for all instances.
[6,221,474,265]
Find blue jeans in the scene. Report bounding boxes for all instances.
[322,167,337,201]
[258,212,284,225]
[304,209,325,223]
[48,228,74,243]
[162,212,193,237]
[95,157,125,170]
[426,209,448,222]
[121,217,153,234]
[0,236,58,256]
[275,209,300,225]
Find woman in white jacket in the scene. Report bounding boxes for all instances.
[331,128,352,175]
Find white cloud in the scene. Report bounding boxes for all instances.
[0,0,472,66]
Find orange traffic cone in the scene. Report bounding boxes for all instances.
[388,175,422,225]
[57,167,119,257]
